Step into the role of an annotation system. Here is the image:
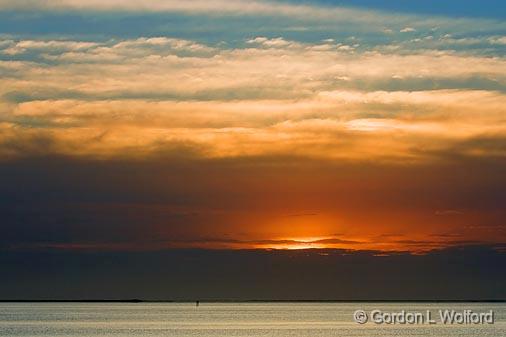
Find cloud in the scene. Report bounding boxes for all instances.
[2,36,505,98]
[1,246,505,300]
[1,0,504,39]
[0,0,402,24]
[0,0,449,22]
[9,235,487,252]
[488,36,506,44]
[1,153,505,254]
[435,210,464,216]
[400,27,416,33]
[1,33,505,162]
[2,40,99,55]
[246,36,308,49]
[2,97,505,162]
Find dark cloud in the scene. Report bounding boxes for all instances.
[435,210,464,216]
[0,153,505,255]
[313,238,363,245]
[0,246,505,300]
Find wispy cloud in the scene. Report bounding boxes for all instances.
[1,33,505,161]
[400,27,416,33]
[1,0,505,37]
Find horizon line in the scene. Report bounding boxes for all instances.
[2,299,505,303]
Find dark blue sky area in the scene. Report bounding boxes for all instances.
[284,0,506,19]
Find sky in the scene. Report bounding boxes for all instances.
[0,1,505,299]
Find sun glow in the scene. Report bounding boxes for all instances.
[255,236,336,250]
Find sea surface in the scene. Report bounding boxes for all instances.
[0,302,504,336]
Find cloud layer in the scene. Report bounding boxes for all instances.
[1,35,505,162]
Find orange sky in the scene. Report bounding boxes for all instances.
[3,156,502,253]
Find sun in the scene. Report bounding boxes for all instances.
[255,236,334,250]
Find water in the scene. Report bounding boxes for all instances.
[0,302,504,336]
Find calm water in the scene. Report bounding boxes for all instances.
[0,302,504,336]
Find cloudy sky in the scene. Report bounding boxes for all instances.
[1,1,506,296]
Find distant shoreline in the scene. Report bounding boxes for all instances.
[1,299,505,303]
